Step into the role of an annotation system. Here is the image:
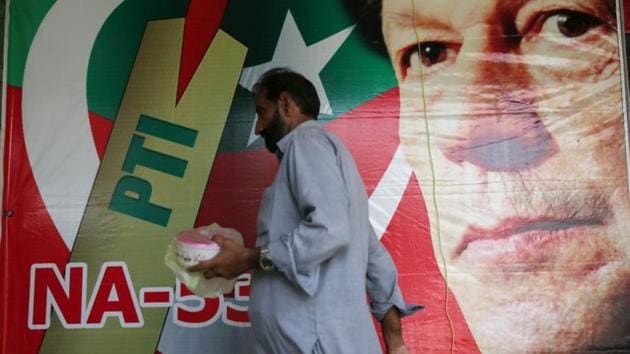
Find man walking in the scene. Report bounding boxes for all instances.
[190,68,419,353]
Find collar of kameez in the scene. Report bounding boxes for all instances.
[276,120,318,159]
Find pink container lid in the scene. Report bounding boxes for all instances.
[176,230,220,250]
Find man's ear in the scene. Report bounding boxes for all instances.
[278,91,296,116]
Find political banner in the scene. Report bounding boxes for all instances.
[2,0,630,353]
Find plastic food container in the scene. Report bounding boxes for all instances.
[175,229,221,268]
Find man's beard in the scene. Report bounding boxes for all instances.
[260,111,286,153]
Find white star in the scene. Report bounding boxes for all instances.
[239,10,354,146]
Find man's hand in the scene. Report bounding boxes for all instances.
[387,343,409,354]
[187,235,259,279]
[381,307,409,354]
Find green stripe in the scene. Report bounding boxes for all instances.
[7,0,56,87]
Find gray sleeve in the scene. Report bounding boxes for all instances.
[268,134,351,296]
[366,224,423,320]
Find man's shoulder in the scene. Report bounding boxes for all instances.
[294,122,342,148]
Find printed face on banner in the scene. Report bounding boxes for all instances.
[381,0,630,352]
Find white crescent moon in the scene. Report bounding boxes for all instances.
[368,145,412,240]
[22,0,123,250]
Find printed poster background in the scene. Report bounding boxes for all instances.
[1,0,630,353]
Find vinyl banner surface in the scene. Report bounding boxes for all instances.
[2,0,629,353]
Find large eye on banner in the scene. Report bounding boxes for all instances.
[2,0,630,354]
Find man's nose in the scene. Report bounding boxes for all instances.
[438,26,558,172]
[254,116,263,135]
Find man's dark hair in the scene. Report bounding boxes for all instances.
[343,0,386,55]
[254,68,320,119]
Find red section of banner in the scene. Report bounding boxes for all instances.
[1,86,71,354]
[143,291,172,304]
[325,90,400,197]
[177,0,229,102]
[385,175,480,353]
[196,149,276,247]
[88,112,114,160]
